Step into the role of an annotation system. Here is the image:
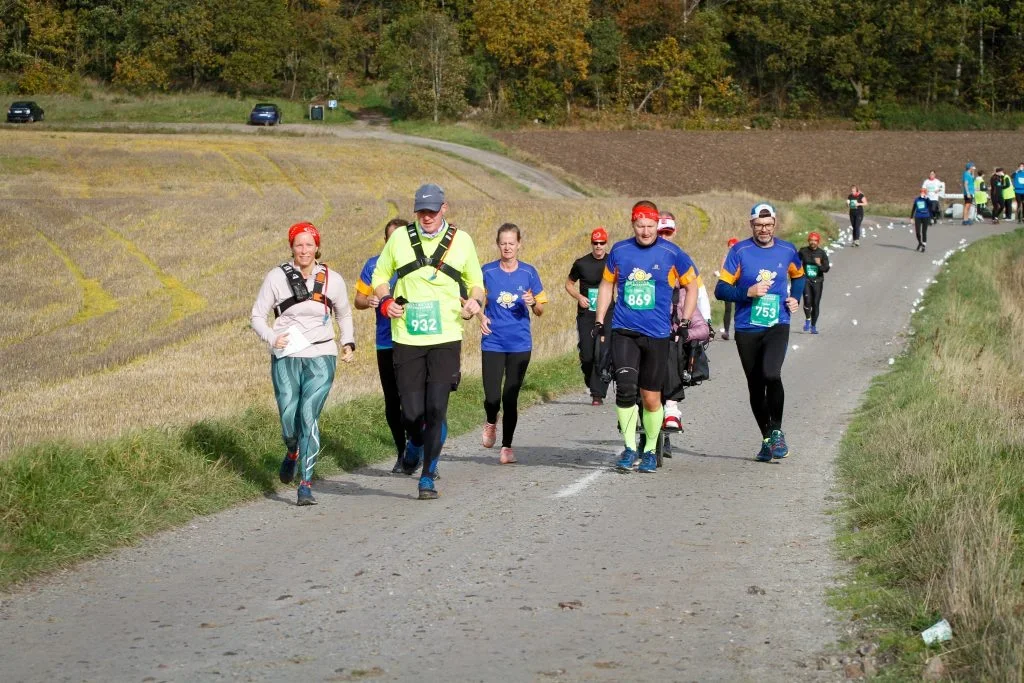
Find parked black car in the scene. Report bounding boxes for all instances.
[7,101,45,123]
[248,103,282,126]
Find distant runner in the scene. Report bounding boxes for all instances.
[371,184,484,500]
[848,186,867,246]
[798,231,830,334]
[595,201,699,473]
[922,170,944,225]
[479,223,547,464]
[715,203,805,462]
[251,222,356,505]
[911,187,933,252]
[1013,162,1024,223]
[565,227,613,405]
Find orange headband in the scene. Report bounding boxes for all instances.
[631,206,660,223]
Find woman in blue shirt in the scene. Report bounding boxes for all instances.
[479,224,548,463]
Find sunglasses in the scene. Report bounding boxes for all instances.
[592,241,607,246]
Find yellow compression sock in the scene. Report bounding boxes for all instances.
[642,406,665,453]
[616,404,639,451]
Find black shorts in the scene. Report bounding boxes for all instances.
[612,330,669,392]
[392,341,461,395]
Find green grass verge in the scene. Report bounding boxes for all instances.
[0,352,582,589]
[832,227,1024,679]
[11,91,354,125]
[389,120,509,154]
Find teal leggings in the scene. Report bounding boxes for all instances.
[271,355,337,483]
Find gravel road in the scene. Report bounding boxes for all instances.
[0,205,1012,681]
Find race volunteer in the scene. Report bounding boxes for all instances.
[715,203,805,462]
[1013,162,1024,223]
[798,231,830,334]
[911,187,933,252]
[595,201,699,474]
[251,222,356,506]
[371,184,484,500]
[479,223,547,464]
[565,227,612,405]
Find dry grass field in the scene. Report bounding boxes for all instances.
[0,130,760,453]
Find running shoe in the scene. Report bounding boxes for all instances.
[428,458,441,481]
[811,325,819,335]
[721,332,729,341]
[401,442,423,475]
[638,451,657,473]
[279,452,298,484]
[297,483,317,506]
[482,422,497,448]
[615,448,639,472]
[769,430,790,459]
[755,439,772,462]
[418,475,438,500]
[921,243,927,252]
[591,397,603,406]
[803,319,811,332]
[663,414,682,432]
[499,447,517,464]
[391,453,404,474]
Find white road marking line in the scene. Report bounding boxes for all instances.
[553,470,605,498]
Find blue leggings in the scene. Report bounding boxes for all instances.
[271,355,337,483]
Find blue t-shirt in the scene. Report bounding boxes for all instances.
[963,170,975,196]
[1012,169,1024,193]
[481,261,548,353]
[356,255,397,350]
[913,196,932,218]
[603,237,698,339]
[718,238,804,332]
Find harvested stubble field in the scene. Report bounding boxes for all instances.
[497,130,1024,204]
[1,130,761,454]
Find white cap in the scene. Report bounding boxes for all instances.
[750,202,777,220]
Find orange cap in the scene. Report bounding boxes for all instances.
[591,227,609,243]
[727,237,739,247]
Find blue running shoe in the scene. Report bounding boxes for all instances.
[296,483,317,506]
[418,475,438,500]
[811,325,819,335]
[401,442,423,475]
[769,430,790,459]
[755,439,772,462]
[279,452,298,484]
[615,448,639,472]
[638,452,657,473]
[803,319,811,332]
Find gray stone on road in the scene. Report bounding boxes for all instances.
[0,217,1012,682]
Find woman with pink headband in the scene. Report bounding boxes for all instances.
[251,221,356,505]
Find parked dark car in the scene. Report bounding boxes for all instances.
[248,103,282,126]
[7,101,45,123]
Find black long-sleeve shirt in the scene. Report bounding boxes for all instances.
[798,246,830,280]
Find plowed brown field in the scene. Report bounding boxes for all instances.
[496,130,1024,204]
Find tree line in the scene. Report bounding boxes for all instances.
[4,0,1024,123]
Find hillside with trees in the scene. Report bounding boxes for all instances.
[3,0,1023,124]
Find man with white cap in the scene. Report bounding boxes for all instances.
[715,203,805,462]
[371,183,484,499]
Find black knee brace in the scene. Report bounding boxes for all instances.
[615,365,639,408]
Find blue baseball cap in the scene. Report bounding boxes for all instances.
[414,183,445,212]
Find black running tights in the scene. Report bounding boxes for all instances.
[376,349,406,458]
[482,350,532,448]
[802,279,823,326]
[734,324,790,438]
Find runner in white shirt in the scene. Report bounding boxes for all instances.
[922,170,944,225]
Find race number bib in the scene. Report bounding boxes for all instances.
[849,199,857,209]
[805,264,819,278]
[405,300,441,335]
[750,293,781,327]
[624,280,655,310]
[587,287,598,311]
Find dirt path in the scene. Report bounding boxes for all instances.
[62,121,585,200]
[1,212,1013,680]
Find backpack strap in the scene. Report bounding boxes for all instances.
[274,263,334,317]
[394,223,468,299]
